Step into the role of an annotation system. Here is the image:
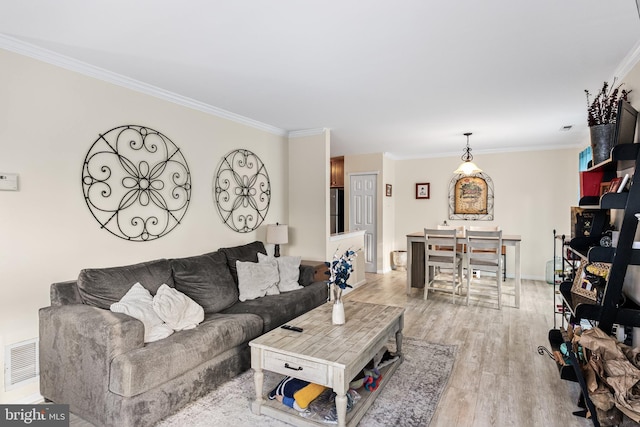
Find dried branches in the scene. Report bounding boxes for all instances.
[585,80,631,127]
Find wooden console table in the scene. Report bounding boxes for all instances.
[405,231,522,308]
[300,259,329,283]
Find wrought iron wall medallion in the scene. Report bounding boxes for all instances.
[214,149,271,233]
[448,171,494,220]
[81,125,191,241]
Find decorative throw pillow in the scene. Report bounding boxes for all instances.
[152,284,205,331]
[219,241,268,285]
[110,282,174,343]
[258,253,303,292]
[236,259,280,301]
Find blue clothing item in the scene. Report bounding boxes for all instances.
[268,376,310,400]
[268,376,308,411]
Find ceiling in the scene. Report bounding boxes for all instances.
[1,1,640,159]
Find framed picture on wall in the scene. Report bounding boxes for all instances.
[386,184,392,197]
[448,172,494,220]
[416,183,430,199]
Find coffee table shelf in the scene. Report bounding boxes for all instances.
[256,358,402,426]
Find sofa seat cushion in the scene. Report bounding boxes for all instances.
[109,312,263,397]
[170,251,238,314]
[78,259,174,310]
[221,281,328,333]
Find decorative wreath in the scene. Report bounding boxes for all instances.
[213,149,271,233]
[81,125,191,241]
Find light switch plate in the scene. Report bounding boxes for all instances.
[0,173,19,191]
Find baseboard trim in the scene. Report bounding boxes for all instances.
[12,392,44,404]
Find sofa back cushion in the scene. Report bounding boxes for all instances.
[219,241,267,284]
[170,251,238,313]
[77,259,174,309]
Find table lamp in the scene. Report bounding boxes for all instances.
[266,223,288,257]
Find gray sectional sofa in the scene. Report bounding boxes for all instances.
[39,241,328,427]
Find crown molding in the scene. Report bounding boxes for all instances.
[288,128,328,138]
[0,34,287,137]
[387,142,585,161]
[613,37,640,82]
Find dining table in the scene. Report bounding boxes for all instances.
[405,231,522,308]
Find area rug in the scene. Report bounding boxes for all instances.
[157,337,456,427]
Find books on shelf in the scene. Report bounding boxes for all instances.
[618,174,630,193]
[608,177,623,193]
[605,174,630,194]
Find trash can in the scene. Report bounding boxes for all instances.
[392,250,407,271]
[545,257,562,284]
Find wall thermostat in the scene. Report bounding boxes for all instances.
[0,173,19,191]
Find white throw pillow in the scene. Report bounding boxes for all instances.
[110,282,174,343]
[152,284,205,331]
[236,259,280,301]
[258,253,303,292]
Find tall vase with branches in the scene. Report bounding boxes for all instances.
[585,80,631,165]
[325,249,357,325]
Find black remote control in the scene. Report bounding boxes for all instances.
[281,325,303,332]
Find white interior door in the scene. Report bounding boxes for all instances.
[349,174,377,273]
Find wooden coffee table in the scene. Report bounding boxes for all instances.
[249,301,404,427]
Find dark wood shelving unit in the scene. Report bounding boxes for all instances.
[545,143,640,426]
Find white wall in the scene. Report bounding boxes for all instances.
[393,148,580,279]
[288,130,329,261]
[0,49,291,403]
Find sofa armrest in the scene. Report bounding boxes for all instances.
[39,304,144,414]
[50,280,83,306]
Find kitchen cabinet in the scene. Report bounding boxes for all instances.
[330,156,344,188]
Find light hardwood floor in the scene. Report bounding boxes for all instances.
[344,270,594,427]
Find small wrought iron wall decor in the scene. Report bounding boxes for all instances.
[81,125,191,241]
[448,171,494,220]
[214,149,271,233]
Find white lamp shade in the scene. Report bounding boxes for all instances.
[266,224,289,244]
[453,160,482,175]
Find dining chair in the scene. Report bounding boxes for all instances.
[437,224,465,236]
[435,225,465,275]
[468,225,506,280]
[465,229,503,309]
[423,228,464,303]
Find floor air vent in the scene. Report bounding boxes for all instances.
[4,338,39,391]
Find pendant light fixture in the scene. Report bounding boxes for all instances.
[453,132,482,175]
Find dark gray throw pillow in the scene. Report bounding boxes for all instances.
[219,241,267,285]
[170,251,238,313]
[77,259,173,309]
